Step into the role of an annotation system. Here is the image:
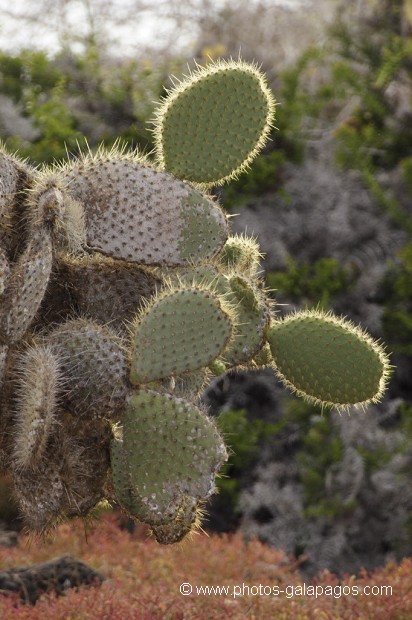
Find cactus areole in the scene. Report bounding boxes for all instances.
[0,59,390,542]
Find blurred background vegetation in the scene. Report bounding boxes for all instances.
[1,0,412,576]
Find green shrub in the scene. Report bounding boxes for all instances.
[220,147,285,209]
[382,244,412,356]
[0,50,63,102]
[216,409,278,513]
[266,257,351,309]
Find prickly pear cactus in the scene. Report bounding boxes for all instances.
[0,59,391,542]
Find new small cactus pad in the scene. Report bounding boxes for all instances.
[129,286,234,384]
[267,310,390,409]
[29,176,86,253]
[218,234,262,277]
[153,59,276,186]
[111,390,227,525]
[153,368,212,400]
[224,275,271,365]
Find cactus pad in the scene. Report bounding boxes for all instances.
[166,265,271,365]
[110,437,140,515]
[223,275,271,365]
[0,145,34,256]
[47,319,130,419]
[12,346,61,470]
[112,390,227,525]
[130,286,234,384]
[0,231,53,345]
[55,254,161,332]
[29,171,87,252]
[57,149,228,265]
[267,310,391,409]
[217,234,262,277]
[153,59,275,187]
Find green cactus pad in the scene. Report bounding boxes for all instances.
[153,59,276,187]
[47,319,130,419]
[130,286,234,384]
[171,369,212,398]
[57,148,228,265]
[112,390,227,525]
[165,265,271,365]
[266,310,391,410]
[208,359,227,376]
[223,275,271,366]
[12,346,61,469]
[252,342,273,367]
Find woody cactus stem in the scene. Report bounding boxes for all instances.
[0,59,391,542]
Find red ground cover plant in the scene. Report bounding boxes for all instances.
[0,512,411,619]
